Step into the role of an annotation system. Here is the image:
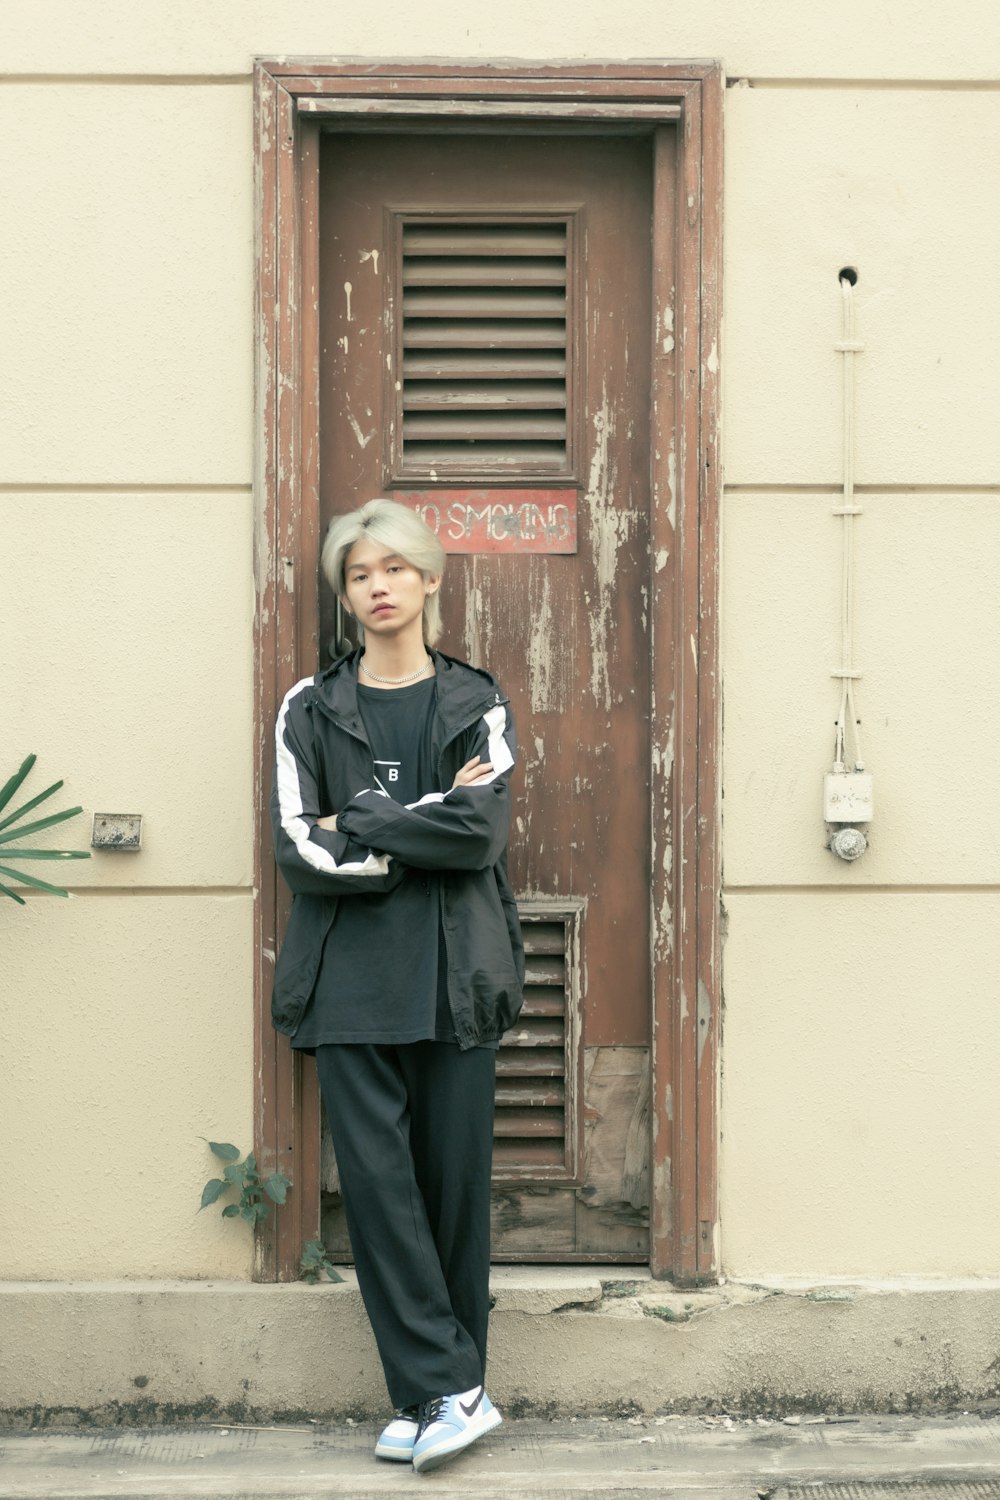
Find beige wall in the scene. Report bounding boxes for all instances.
[3,1,999,78]
[721,77,1000,1274]
[1,3,998,1282]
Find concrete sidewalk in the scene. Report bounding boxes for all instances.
[3,1414,1000,1500]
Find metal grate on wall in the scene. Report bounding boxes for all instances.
[398,219,571,477]
[493,901,582,1182]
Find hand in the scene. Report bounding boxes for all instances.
[316,814,338,831]
[451,755,494,790]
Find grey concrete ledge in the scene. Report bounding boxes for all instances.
[3,1273,1000,1427]
[4,1415,1000,1500]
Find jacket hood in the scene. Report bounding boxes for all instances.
[314,647,506,734]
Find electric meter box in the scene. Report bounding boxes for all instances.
[824,770,874,823]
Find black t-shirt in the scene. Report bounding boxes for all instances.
[291,675,457,1048]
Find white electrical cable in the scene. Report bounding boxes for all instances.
[832,275,865,772]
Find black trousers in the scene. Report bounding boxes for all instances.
[315,1041,496,1410]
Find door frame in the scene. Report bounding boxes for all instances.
[253,58,723,1284]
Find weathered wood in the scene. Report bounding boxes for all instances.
[299,99,684,122]
[577,1048,650,1209]
[405,353,567,379]
[264,60,720,83]
[495,1079,566,1109]
[254,61,722,1282]
[405,226,567,256]
[495,1047,564,1078]
[575,1044,650,1256]
[403,321,566,348]
[694,65,724,1283]
[491,1185,576,1255]
[646,81,722,1285]
[319,1101,340,1196]
[252,61,281,1283]
[403,413,567,441]
[404,382,567,410]
[404,261,566,288]
[274,81,323,1280]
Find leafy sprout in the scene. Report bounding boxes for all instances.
[199,1141,290,1227]
[0,755,90,906]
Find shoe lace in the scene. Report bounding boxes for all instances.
[417,1395,447,1436]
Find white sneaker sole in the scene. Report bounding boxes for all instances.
[412,1407,503,1473]
[374,1441,414,1462]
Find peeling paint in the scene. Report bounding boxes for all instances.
[338,336,348,355]
[527,570,566,714]
[343,281,353,322]
[658,308,676,357]
[697,978,712,1069]
[345,405,374,450]
[655,548,669,573]
[463,569,490,669]
[584,390,634,710]
[658,304,675,357]
[706,339,719,376]
[666,449,677,531]
[359,248,380,274]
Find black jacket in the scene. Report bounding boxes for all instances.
[270,648,524,1050]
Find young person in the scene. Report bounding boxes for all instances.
[270,498,524,1473]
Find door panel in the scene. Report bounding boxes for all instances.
[317,130,670,1260]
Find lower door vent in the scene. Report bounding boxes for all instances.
[493,899,583,1183]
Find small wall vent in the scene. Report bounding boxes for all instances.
[396,219,573,478]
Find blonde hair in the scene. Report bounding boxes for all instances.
[321,498,447,646]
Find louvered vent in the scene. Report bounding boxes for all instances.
[399,221,570,475]
[494,904,581,1181]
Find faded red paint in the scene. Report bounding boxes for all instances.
[395,489,577,554]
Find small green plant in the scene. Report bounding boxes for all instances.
[0,754,90,906]
[300,1238,344,1284]
[199,1141,290,1225]
[199,1143,341,1283]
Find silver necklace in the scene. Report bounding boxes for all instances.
[359,653,431,686]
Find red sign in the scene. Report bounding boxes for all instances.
[395,489,577,555]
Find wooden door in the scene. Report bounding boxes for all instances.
[317,129,667,1261]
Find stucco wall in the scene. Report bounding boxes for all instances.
[1,3,998,1281]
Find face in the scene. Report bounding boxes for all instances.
[342,536,439,641]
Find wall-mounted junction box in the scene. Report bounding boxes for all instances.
[92,813,142,851]
[824,771,874,824]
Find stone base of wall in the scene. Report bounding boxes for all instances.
[4,1270,1000,1426]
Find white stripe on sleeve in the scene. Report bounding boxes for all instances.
[275,679,391,878]
[405,701,514,809]
[483,703,515,777]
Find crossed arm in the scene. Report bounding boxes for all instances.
[273,680,516,893]
[315,754,495,832]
